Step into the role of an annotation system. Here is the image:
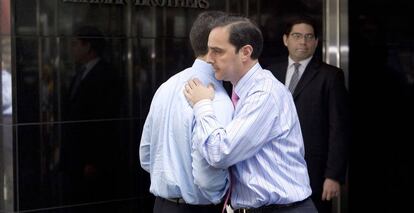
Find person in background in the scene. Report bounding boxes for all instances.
[139,11,234,213]
[267,15,351,213]
[2,69,12,115]
[184,15,317,213]
[61,25,123,205]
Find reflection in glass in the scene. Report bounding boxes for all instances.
[63,26,122,121]
[59,26,124,205]
[2,69,12,115]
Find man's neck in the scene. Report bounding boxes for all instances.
[197,55,207,62]
[232,59,258,85]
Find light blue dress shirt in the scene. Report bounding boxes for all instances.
[139,59,234,204]
[193,63,312,208]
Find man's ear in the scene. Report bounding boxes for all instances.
[240,45,253,62]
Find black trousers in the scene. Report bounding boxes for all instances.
[153,197,223,213]
[311,192,333,213]
[233,198,318,213]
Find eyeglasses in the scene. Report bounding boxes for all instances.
[289,33,315,41]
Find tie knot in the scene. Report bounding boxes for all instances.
[231,90,239,107]
[293,63,301,71]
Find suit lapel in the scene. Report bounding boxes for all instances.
[273,61,288,84]
[70,60,103,100]
[292,57,321,98]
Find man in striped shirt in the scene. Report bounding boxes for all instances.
[184,15,317,213]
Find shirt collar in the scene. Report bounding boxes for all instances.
[233,62,262,100]
[84,57,100,71]
[192,58,214,76]
[288,56,313,69]
[81,57,100,79]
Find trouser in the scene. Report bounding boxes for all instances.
[233,197,318,213]
[311,191,333,213]
[154,196,222,213]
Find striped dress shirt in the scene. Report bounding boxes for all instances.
[193,62,312,209]
[139,59,234,204]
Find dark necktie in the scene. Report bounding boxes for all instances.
[288,63,301,93]
[70,66,86,99]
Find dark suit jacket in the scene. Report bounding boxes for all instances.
[67,59,121,121]
[267,57,350,195]
[62,59,123,201]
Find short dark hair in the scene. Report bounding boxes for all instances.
[284,15,319,39]
[212,15,263,59]
[75,25,106,57]
[189,11,227,57]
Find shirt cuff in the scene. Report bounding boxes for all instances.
[193,99,214,119]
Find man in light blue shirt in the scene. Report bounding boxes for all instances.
[139,11,234,213]
[184,15,317,212]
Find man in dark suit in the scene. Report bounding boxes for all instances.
[267,16,350,213]
[61,26,123,204]
[67,26,121,120]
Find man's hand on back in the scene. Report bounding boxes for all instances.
[184,78,215,107]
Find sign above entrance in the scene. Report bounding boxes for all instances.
[62,0,210,9]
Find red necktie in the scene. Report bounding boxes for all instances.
[222,169,233,213]
[223,88,238,212]
[231,89,239,107]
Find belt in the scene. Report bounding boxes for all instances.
[234,197,309,213]
[163,197,186,204]
[159,197,219,208]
